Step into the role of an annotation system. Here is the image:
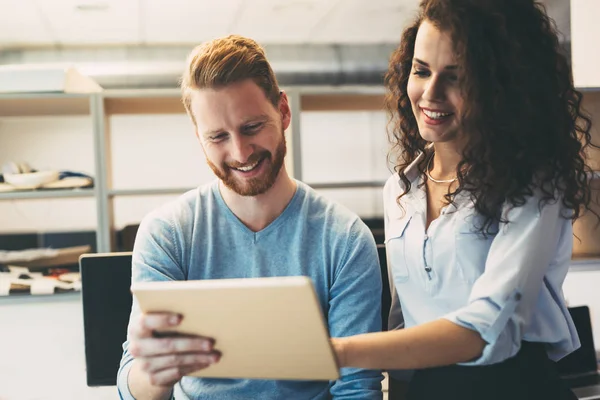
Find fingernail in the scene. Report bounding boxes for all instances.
[202,341,211,351]
[169,315,180,325]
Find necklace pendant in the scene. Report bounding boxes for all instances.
[426,153,458,184]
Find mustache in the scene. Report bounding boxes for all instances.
[225,150,270,169]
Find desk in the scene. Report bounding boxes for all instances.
[573,385,600,400]
[0,293,116,400]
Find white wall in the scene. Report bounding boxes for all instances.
[0,109,392,232]
[0,116,97,232]
[570,0,600,88]
[0,294,117,400]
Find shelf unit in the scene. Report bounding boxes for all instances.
[0,91,105,249]
[0,85,387,253]
[2,86,599,258]
[0,189,95,200]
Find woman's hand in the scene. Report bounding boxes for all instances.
[331,337,348,368]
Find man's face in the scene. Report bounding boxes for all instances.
[190,80,291,197]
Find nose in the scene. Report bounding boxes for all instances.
[229,134,254,164]
[422,75,446,102]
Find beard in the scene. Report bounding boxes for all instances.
[207,132,287,197]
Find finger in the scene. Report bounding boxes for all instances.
[140,352,221,373]
[129,337,214,358]
[149,364,210,387]
[128,313,181,339]
[143,313,183,331]
[128,317,152,339]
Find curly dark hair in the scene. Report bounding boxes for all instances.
[385,0,598,232]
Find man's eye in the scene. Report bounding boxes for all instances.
[244,123,263,133]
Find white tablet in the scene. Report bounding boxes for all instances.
[131,275,340,381]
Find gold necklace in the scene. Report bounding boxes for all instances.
[426,154,458,184]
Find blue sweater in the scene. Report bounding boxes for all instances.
[117,180,383,399]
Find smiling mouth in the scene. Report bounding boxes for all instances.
[231,157,264,172]
[421,108,453,120]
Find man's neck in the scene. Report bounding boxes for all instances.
[219,168,297,232]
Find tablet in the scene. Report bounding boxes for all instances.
[131,275,340,381]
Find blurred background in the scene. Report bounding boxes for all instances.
[0,1,599,399]
[0,0,571,88]
[0,0,580,252]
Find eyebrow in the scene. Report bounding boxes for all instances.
[203,115,270,137]
[414,58,458,70]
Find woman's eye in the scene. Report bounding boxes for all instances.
[413,69,429,77]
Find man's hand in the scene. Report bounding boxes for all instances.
[129,312,221,387]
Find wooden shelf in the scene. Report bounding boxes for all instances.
[0,188,95,200]
[104,96,186,115]
[109,187,195,196]
[307,181,387,189]
[101,86,388,114]
[301,93,385,111]
[108,181,386,197]
[569,257,600,272]
[0,95,91,117]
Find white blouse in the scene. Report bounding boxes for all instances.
[383,152,580,365]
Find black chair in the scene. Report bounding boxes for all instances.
[79,253,133,386]
[557,305,600,398]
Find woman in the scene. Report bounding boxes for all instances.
[331,1,598,399]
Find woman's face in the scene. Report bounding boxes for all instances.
[407,20,464,145]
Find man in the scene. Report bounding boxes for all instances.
[117,34,383,400]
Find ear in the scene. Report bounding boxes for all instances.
[278,91,291,131]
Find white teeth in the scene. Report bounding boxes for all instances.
[423,109,452,120]
[235,160,260,172]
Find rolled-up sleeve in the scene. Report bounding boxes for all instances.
[443,194,565,365]
[118,327,137,400]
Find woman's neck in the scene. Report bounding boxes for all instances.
[429,142,463,180]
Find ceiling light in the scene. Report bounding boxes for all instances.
[75,2,110,12]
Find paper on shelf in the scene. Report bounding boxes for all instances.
[30,278,56,295]
[0,276,10,296]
